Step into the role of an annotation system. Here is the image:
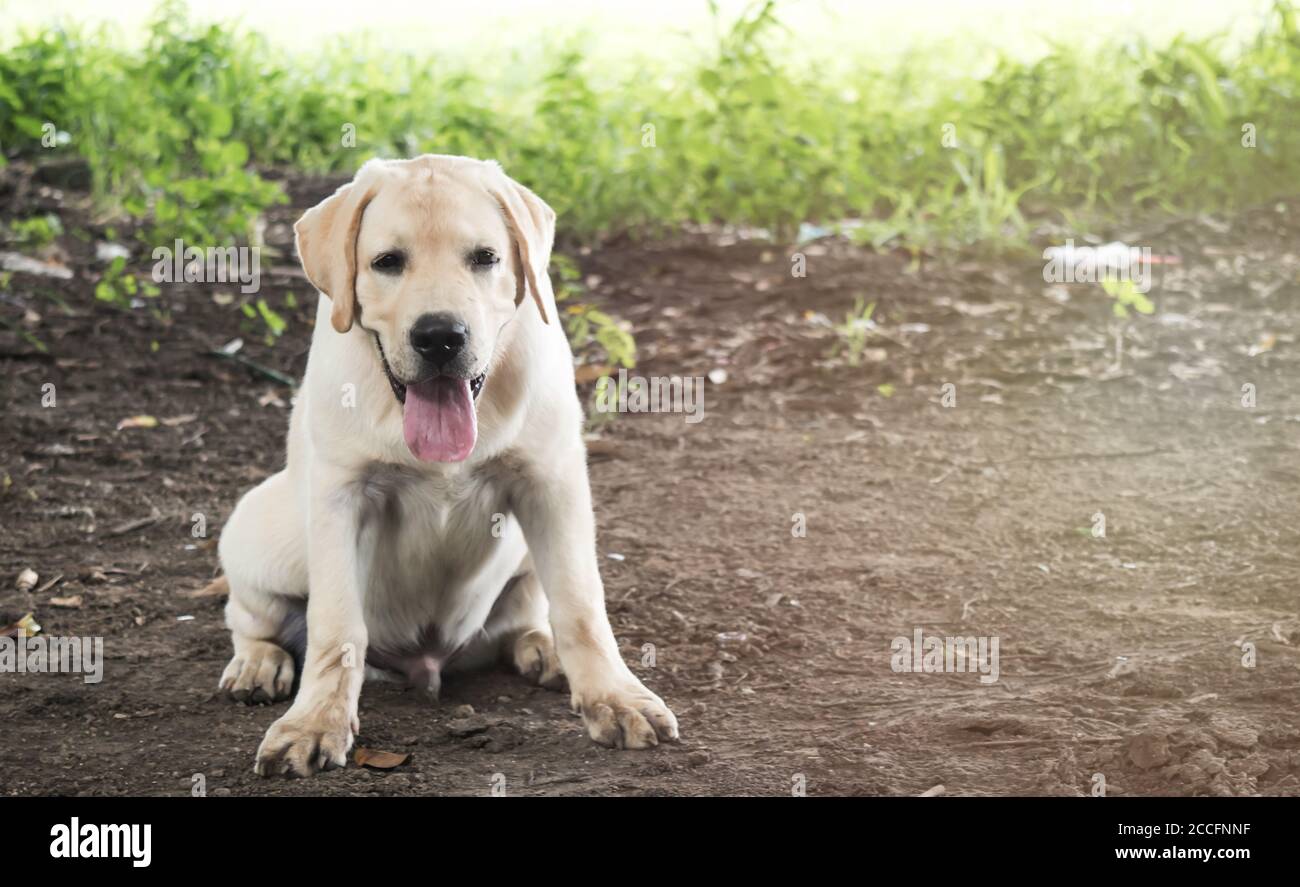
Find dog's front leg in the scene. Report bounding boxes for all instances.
[515,454,678,749]
[254,464,366,777]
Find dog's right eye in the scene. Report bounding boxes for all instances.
[371,252,405,273]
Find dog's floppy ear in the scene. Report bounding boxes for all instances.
[486,169,555,325]
[294,166,382,333]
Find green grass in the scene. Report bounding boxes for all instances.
[2,0,1300,253]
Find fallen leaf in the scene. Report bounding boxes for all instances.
[116,415,159,431]
[185,576,230,599]
[354,748,410,770]
[574,364,612,384]
[1,613,41,639]
[583,438,621,460]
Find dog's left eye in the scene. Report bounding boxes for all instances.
[372,252,405,273]
[469,248,499,268]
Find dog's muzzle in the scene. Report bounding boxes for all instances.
[373,334,485,404]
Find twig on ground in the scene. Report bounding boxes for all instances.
[205,349,297,388]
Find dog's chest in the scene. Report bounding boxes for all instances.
[352,463,527,658]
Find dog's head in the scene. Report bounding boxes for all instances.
[294,155,554,463]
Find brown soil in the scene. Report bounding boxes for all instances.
[3,166,1300,796]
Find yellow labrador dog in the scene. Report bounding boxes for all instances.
[217,155,677,777]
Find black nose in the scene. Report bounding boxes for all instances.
[409,314,468,367]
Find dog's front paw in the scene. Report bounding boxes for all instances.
[571,678,678,750]
[254,702,354,778]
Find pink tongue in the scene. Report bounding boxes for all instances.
[402,377,477,462]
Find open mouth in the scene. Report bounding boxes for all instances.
[374,335,485,463]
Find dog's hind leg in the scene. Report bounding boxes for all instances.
[217,469,308,704]
[479,566,566,691]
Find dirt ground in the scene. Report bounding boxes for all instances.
[3,165,1300,797]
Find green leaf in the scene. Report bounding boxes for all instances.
[221,141,249,168]
[256,298,286,337]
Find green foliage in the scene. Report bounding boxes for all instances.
[94,255,161,308]
[5,1,1300,251]
[241,297,288,345]
[829,297,878,367]
[3,0,1300,370]
[4,213,63,247]
[1103,278,1156,318]
[0,4,283,245]
[552,253,637,369]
